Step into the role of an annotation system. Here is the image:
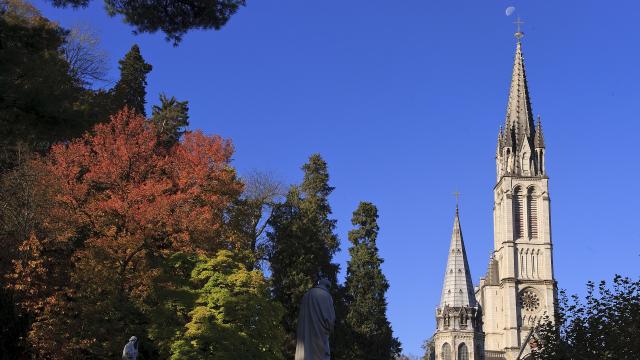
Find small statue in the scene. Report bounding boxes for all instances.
[295,278,336,360]
[122,336,138,360]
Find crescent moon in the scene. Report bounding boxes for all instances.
[506,6,516,16]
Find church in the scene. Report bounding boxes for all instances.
[431,29,558,360]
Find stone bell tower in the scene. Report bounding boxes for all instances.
[476,29,558,360]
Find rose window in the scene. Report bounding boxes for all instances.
[520,290,540,312]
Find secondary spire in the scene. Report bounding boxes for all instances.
[439,205,476,308]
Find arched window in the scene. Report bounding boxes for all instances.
[442,343,452,360]
[513,187,524,239]
[458,343,469,360]
[527,187,538,238]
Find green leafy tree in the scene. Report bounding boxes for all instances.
[268,154,340,356]
[112,44,152,115]
[337,202,401,360]
[533,275,640,360]
[169,250,285,360]
[151,93,189,148]
[47,0,245,44]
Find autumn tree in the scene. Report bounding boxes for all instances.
[47,0,245,44]
[112,44,152,115]
[268,154,340,356]
[337,202,401,360]
[9,108,243,358]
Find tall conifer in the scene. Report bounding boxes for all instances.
[268,154,339,356]
[112,44,152,115]
[150,93,189,147]
[341,202,401,359]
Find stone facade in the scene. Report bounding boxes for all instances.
[432,37,557,360]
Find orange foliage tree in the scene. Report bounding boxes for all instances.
[10,108,243,358]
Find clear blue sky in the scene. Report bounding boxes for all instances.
[34,0,640,356]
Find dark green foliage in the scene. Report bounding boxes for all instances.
[151,93,189,148]
[335,202,401,360]
[268,154,340,356]
[48,0,246,44]
[112,44,152,116]
[0,0,100,170]
[533,275,640,360]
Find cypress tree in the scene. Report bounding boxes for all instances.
[268,154,339,356]
[340,202,401,360]
[112,44,152,116]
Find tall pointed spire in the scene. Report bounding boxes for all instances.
[505,39,535,142]
[440,207,476,308]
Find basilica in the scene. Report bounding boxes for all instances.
[431,31,558,360]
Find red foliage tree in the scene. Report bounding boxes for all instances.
[10,108,243,357]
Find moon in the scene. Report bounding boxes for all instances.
[505,6,516,16]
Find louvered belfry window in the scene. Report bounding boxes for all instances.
[513,187,524,239]
[527,187,538,238]
[458,343,469,360]
[442,343,452,360]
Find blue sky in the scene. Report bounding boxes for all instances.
[34,0,640,355]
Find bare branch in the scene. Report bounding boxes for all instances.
[61,23,109,85]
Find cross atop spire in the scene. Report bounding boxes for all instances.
[514,16,525,41]
[453,191,461,215]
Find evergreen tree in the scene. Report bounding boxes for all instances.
[0,0,101,169]
[268,154,339,356]
[48,0,245,44]
[338,202,401,360]
[151,93,189,148]
[112,44,152,115]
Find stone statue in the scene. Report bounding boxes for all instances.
[122,336,138,360]
[295,278,336,360]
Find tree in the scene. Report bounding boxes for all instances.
[223,170,283,270]
[0,0,99,169]
[169,250,285,360]
[151,93,190,148]
[421,338,435,360]
[268,154,340,356]
[112,44,152,115]
[533,275,640,360]
[61,24,109,85]
[47,0,246,44]
[8,108,243,358]
[338,202,401,360]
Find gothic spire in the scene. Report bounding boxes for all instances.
[505,40,535,141]
[440,207,476,308]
